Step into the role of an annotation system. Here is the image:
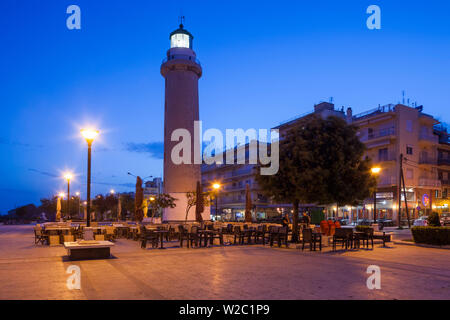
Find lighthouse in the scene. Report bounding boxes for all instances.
[161,22,206,222]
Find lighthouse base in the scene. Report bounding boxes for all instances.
[162,192,211,223]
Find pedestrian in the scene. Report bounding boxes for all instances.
[303,212,311,225]
[281,213,290,228]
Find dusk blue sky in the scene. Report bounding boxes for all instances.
[1,0,449,213]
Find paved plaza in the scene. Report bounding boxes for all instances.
[0,225,449,300]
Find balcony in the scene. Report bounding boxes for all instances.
[360,127,396,143]
[377,154,397,162]
[353,104,395,121]
[441,180,450,186]
[418,156,437,165]
[419,132,438,144]
[378,176,397,186]
[418,178,441,188]
[438,158,450,166]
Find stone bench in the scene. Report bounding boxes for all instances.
[64,241,114,260]
[373,232,393,246]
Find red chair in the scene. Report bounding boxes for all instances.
[320,221,329,235]
[334,221,341,229]
[329,224,336,236]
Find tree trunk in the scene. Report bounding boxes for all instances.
[291,199,299,243]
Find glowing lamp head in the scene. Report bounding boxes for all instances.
[371,167,381,174]
[58,192,65,198]
[170,24,193,49]
[64,173,73,181]
[75,192,80,196]
[149,196,155,201]
[213,183,221,190]
[81,129,99,142]
[110,189,115,194]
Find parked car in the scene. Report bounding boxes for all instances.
[440,212,450,226]
[413,216,428,226]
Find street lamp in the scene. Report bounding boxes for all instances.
[212,183,221,220]
[149,196,155,218]
[75,192,80,219]
[371,167,381,224]
[81,129,99,227]
[63,172,73,220]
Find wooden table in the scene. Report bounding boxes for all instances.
[64,241,114,260]
[152,230,169,249]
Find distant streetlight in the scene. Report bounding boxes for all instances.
[81,129,99,227]
[63,172,73,220]
[110,189,115,194]
[371,167,381,223]
[371,167,381,174]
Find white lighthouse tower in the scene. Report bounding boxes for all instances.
[161,22,207,222]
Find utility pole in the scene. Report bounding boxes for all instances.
[398,154,412,228]
[401,161,411,228]
[398,154,403,228]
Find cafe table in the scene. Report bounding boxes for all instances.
[152,230,169,249]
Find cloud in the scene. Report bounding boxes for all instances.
[93,181,135,188]
[28,168,59,178]
[1,138,43,148]
[125,141,164,159]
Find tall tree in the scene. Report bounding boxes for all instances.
[149,193,177,219]
[184,190,212,224]
[257,115,376,242]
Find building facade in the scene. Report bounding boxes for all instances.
[201,101,450,224]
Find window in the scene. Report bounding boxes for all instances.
[378,148,388,161]
[170,33,190,48]
[406,146,413,155]
[406,120,413,132]
[406,168,413,179]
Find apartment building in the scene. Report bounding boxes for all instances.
[348,104,443,223]
[201,145,275,221]
[201,101,449,224]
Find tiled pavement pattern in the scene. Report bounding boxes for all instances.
[0,225,449,300]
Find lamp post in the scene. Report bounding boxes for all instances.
[75,192,80,219]
[213,183,221,220]
[64,173,73,220]
[149,196,155,218]
[81,129,99,227]
[110,189,116,220]
[371,167,381,224]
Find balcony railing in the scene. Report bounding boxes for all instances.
[353,104,395,121]
[438,158,450,166]
[418,157,437,165]
[377,153,396,162]
[361,127,396,142]
[161,55,201,66]
[419,133,438,143]
[378,176,397,186]
[418,178,441,188]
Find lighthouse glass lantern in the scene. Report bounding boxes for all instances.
[170,24,193,49]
